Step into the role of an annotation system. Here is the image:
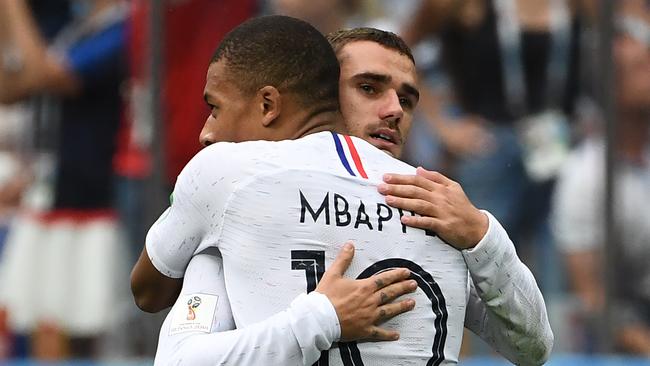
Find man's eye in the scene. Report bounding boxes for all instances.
[360,84,375,94]
[207,106,218,119]
[399,97,412,108]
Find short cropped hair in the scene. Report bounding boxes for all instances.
[327,27,416,65]
[211,15,340,109]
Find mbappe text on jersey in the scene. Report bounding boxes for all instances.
[299,190,438,237]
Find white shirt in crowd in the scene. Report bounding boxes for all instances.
[552,138,650,326]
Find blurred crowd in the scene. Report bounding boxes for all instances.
[0,0,648,362]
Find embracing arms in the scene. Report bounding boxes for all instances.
[378,167,553,365]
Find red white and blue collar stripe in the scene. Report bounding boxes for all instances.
[331,132,368,179]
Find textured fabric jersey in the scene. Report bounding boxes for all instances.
[152,209,553,365]
[148,132,469,365]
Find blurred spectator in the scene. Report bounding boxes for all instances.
[0,0,69,251]
[0,106,31,256]
[551,13,650,355]
[400,0,594,287]
[0,2,68,356]
[268,0,361,34]
[0,0,128,359]
[0,105,26,220]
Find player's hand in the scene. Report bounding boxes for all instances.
[378,167,488,250]
[315,243,417,342]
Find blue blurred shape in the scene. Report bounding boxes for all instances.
[460,354,650,366]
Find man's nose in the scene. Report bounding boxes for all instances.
[378,91,404,123]
[199,122,215,147]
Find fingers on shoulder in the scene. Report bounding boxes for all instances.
[416,167,455,187]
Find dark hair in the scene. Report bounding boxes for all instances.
[327,27,416,65]
[211,15,340,110]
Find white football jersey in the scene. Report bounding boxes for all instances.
[148,131,469,365]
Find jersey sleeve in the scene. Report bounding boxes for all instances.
[145,144,230,278]
[462,211,554,365]
[153,251,340,366]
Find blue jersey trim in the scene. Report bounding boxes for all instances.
[331,132,355,177]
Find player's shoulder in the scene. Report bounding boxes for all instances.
[189,139,279,166]
[345,135,417,176]
[182,134,330,178]
[177,141,261,185]
[174,140,283,200]
[198,133,330,157]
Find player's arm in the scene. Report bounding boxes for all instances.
[130,247,182,312]
[130,188,202,312]
[378,167,488,249]
[378,167,553,364]
[460,213,553,365]
[131,152,213,312]
[155,244,418,366]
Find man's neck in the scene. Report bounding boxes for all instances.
[293,109,347,139]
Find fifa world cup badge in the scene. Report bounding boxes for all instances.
[169,294,218,335]
[187,296,202,320]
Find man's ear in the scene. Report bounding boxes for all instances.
[257,86,281,127]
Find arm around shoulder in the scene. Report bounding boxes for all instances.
[462,211,553,365]
[130,246,182,312]
[130,150,224,312]
[159,292,339,366]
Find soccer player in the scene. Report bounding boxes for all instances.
[327,28,554,363]
[139,15,469,365]
[134,17,545,362]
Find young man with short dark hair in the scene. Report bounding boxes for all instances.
[133,18,552,365]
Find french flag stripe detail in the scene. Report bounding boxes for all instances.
[331,132,356,177]
[343,135,368,179]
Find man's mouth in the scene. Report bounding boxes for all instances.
[369,128,400,145]
[368,128,401,157]
[369,133,396,144]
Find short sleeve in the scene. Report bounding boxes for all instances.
[145,144,236,278]
[145,163,210,277]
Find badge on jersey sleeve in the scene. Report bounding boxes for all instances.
[169,293,219,335]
